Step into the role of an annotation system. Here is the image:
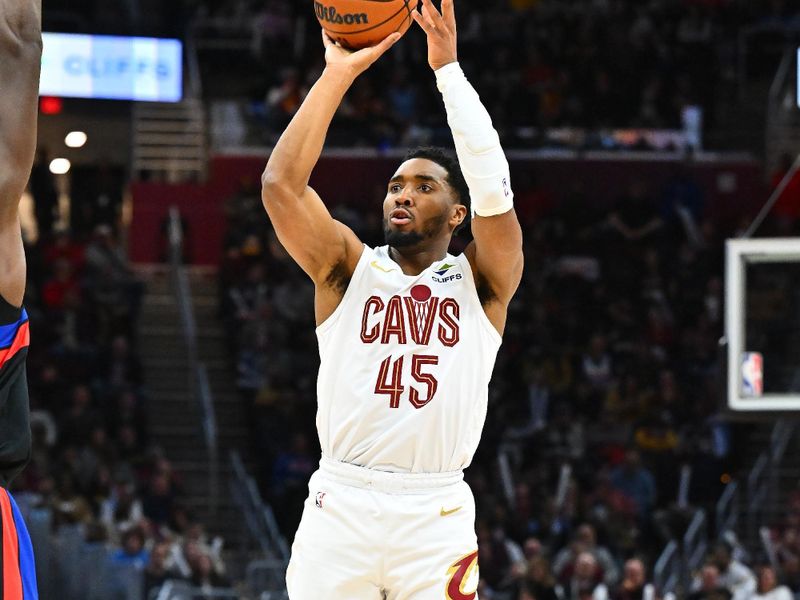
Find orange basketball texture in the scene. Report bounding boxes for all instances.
[314,0,416,50]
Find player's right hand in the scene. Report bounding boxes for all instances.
[321,29,402,81]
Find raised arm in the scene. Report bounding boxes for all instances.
[0,0,42,307]
[261,31,402,320]
[414,0,523,332]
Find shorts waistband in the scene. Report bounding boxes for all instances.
[319,456,464,493]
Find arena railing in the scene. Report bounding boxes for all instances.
[738,22,800,101]
[716,480,740,538]
[682,509,709,593]
[497,449,516,510]
[152,580,240,600]
[168,206,220,517]
[654,540,680,597]
[760,526,780,572]
[229,450,290,596]
[765,45,800,173]
[10,497,145,600]
[185,17,203,100]
[710,420,796,560]
[746,421,795,544]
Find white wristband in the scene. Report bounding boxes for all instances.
[435,62,513,217]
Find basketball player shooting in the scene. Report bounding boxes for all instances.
[0,0,42,597]
[261,0,523,597]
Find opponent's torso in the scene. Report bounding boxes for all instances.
[316,245,501,473]
[0,297,31,488]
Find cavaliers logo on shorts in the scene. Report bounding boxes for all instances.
[445,550,479,600]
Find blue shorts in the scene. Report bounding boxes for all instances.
[0,488,38,600]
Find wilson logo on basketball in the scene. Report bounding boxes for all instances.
[314,2,369,25]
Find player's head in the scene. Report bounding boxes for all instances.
[383,146,470,249]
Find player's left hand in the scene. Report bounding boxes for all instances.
[413,0,457,71]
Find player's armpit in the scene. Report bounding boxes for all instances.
[466,208,524,308]
[0,218,26,308]
[261,181,363,286]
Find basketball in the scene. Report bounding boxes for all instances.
[314,0,416,50]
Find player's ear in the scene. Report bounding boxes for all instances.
[450,203,468,229]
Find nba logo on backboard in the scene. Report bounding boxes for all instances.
[741,352,763,397]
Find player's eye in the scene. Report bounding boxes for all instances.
[389,184,401,193]
[419,184,432,192]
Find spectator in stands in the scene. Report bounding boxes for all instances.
[479,519,526,595]
[564,552,609,600]
[265,68,306,131]
[606,181,663,246]
[60,384,101,447]
[580,334,613,394]
[778,555,800,596]
[84,224,144,325]
[51,470,93,527]
[41,257,81,313]
[143,541,180,598]
[707,543,757,600]
[610,449,657,521]
[613,558,655,600]
[515,554,562,600]
[190,552,231,594]
[554,523,619,587]
[110,526,149,569]
[689,564,733,600]
[97,335,143,392]
[753,566,793,600]
[100,475,144,542]
[142,465,178,527]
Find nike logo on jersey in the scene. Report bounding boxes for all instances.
[370,260,397,273]
[440,506,462,517]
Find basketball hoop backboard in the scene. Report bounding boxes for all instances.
[726,238,800,411]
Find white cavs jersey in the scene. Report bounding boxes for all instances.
[315,245,502,473]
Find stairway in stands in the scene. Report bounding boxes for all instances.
[734,420,800,555]
[138,265,250,550]
[132,99,207,183]
[761,424,800,531]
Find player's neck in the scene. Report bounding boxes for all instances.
[388,242,449,276]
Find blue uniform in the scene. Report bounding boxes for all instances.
[0,298,37,600]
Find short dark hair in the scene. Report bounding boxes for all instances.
[404,146,471,234]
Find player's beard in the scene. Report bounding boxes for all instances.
[383,213,448,248]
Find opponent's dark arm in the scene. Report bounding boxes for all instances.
[0,0,42,307]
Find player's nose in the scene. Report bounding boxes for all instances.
[395,189,414,206]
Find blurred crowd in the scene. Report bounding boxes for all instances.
[216,158,775,598]
[196,0,799,150]
[39,0,800,150]
[15,172,230,597]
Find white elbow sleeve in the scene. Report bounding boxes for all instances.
[435,62,514,217]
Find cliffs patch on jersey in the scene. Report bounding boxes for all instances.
[432,262,463,284]
[360,285,460,347]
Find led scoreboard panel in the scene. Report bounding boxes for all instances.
[40,33,183,102]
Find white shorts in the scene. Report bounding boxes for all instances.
[286,456,480,600]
